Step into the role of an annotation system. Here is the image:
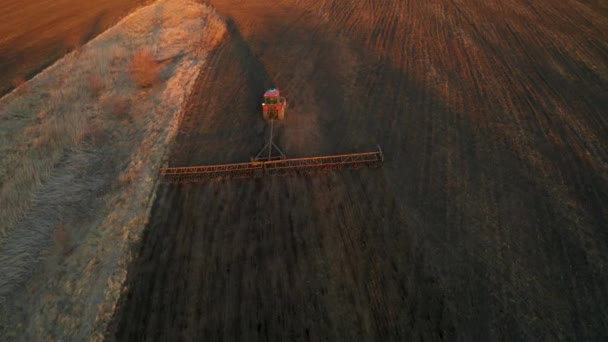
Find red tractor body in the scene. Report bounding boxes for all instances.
[262,88,286,120]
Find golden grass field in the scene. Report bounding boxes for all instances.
[0,0,225,339]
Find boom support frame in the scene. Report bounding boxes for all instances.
[160,146,384,182]
[160,88,384,182]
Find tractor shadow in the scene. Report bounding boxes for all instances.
[225,17,275,95]
[169,16,278,166]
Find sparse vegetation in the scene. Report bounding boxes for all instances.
[82,121,108,146]
[87,74,106,97]
[102,94,132,121]
[52,225,72,256]
[129,49,162,88]
[0,0,226,339]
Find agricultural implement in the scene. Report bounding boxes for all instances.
[160,88,383,182]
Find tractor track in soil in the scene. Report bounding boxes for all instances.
[109,0,608,340]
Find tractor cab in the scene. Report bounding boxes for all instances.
[262,88,286,120]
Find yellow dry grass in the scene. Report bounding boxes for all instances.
[0,0,226,339]
[129,49,162,88]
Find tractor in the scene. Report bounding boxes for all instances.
[262,88,286,120]
[160,87,383,181]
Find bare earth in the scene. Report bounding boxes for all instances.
[100,0,608,340]
[0,0,151,95]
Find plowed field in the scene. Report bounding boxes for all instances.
[109,0,608,340]
[0,0,150,95]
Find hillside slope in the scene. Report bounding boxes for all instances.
[0,0,225,339]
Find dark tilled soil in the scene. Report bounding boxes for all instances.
[0,0,150,96]
[109,0,608,340]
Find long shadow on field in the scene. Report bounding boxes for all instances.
[107,1,608,340]
[244,7,608,340]
[169,17,276,167]
[106,10,459,342]
[225,17,274,94]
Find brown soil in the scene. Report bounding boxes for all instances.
[0,0,151,96]
[109,0,608,340]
